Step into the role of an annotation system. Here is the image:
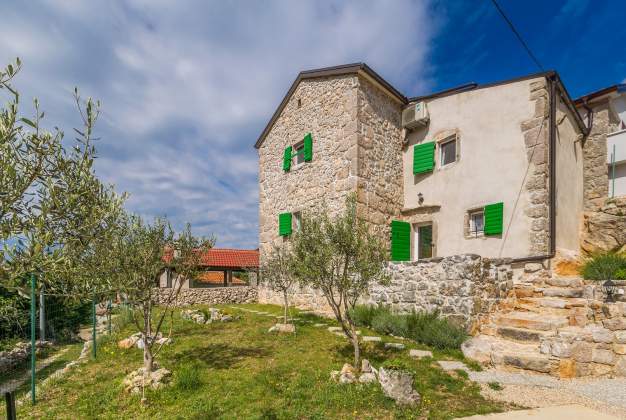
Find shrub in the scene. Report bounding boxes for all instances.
[349,304,384,327]
[350,304,467,350]
[176,364,202,390]
[581,252,626,281]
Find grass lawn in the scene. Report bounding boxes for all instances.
[4,304,508,419]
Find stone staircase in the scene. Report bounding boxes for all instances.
[464,269,626,378]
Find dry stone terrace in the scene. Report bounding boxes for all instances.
[463,263,626,378]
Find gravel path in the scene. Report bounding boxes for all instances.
[469,369,626,419]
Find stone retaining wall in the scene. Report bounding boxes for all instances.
[153,286,257,306]
[0,341,51,375]
[581,196,626,254]
[259,254,514,328]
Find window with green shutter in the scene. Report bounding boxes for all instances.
[303,133,313,162]
[413,142,435,174]
[390,220,411,261]
[279,212,292,236]
[283,146,292,171]
[484,202,504,236]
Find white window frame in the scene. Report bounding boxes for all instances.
[439,135,458,168]
[468,209,485,238]
[292,141,305,168]
[293,211,302,232]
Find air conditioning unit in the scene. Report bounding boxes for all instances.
[402,101,429,129]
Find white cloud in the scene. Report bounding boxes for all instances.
[0,0,437,248]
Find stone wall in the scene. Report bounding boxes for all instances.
[520,79,550,255]
[259,254,513,329]
[258,75,360,260]
[367,254,513,328]
[355,77,404,239]
[583,102,611,210]
[153,286,257,306]
[581,196,626,254]
[0,341,51,375]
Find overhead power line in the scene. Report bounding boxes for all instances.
[490,0,545,71]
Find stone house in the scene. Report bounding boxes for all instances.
[256,63,587,270]
[254,64,626,378]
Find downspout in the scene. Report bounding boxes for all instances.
[511,75,558,263]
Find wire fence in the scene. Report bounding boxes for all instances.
[1,275,121,416]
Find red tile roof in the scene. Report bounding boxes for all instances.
[163,247,259,269]
[200,248,259,269]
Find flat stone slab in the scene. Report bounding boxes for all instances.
[437,360,470,372]
[409,349,433,358]
[362,336,382,342]
[384,342,405,350]
[328,327,343,332]
[314,323,327,327]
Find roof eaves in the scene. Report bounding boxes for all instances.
[574,84,626,106]
[254,63,407,149]
[408,70,556,103]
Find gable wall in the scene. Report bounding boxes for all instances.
[258,75,360,261]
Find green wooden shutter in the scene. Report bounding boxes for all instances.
[279,212,292,236]
[413,142,435,174]
[390,220,411,261]
[303,133,313,162]
[283,146,292,171]
[484,202,504,236]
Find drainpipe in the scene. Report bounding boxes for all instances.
[511,75,558,264]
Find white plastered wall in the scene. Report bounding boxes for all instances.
[403,79,540,258]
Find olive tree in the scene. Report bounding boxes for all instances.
[1,58,126,299]
[260,244,298,325]
[292,195,389,369]
[114,216,213,373]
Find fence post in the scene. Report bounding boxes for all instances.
[30,273,36,405]
[107,299,112,335]
[5,391,16,420]
[92,296,97,359]
[39,285,45,342]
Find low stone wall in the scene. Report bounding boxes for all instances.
[581,196,626,254]
[0,341,51,375]
[258,254,514,328]
[153,286,258,306]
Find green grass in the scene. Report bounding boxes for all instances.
[488,382,503,391]
[3,304,505,419]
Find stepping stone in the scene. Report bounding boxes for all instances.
[384,342,405,350]
[362,336,382,342]
[409,349,433,359]
[314,323,327,327]
[437,360,469,372]
[328,327,343,333]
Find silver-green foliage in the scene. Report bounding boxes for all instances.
[291,194,389,369]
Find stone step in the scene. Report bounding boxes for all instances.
[495,325,556,343]
[492,348,555,374]
[513,302,573,316]
[517,297,588,309]
[494,311,569,331]
[537,287,583,298]
[463,335,555,374]
[545,277,583,288]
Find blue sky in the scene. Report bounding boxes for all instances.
[1,0,624,249]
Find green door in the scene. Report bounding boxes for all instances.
[418,224,433,259]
